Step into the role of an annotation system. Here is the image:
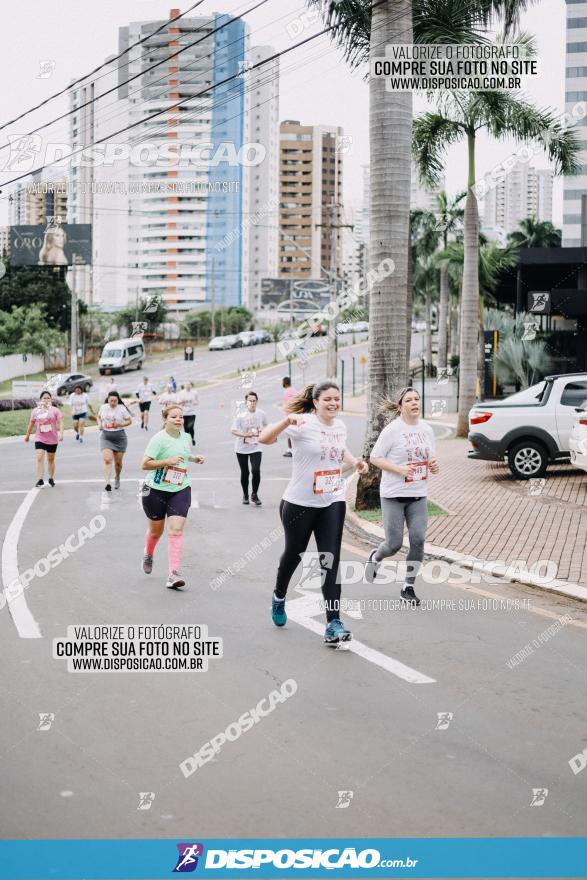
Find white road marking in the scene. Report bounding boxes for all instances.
[1,488,42,639]
[286,593,435,684]
[0,490,29,495]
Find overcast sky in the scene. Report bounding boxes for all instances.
[0,0,567,226]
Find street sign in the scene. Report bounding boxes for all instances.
[483,330,499,399]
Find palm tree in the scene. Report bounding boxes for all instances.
[413,91,580,437]
[434,191,465,368]
[484,307,552,388]
[310,0,541,506]
[411,209,441,367]
[507,218,562,249]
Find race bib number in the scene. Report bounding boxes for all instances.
[405,460,428,482]
[163,466,187,486]
[244,430,259,446]
[313,468,342,494]
[40,423,52,433]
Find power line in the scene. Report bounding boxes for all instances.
[0,1,209,134]
[0,21,338,191]
[0,0,270,159]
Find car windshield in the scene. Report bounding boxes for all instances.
[103,348,122,357]
[502,381,546,404]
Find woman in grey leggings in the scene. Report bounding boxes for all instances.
[366,387,439,605]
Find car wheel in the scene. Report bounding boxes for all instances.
[507,441,548,480]
[83,383,91,392]
[137,361,142,371]
[58,387,66,396]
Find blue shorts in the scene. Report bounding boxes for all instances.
[73,412,87,421]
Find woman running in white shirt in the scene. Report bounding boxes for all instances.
[367,387,439,605]
[69,384,94,442]
[97,392,133,491]
[158,384,177,408]
[259,380,368,645]
[177,380,199,446]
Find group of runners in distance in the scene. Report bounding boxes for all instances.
[22,371,438,646]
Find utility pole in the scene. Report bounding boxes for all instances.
[65,266,78,372]
[315,201,353,378]
[210,258,216,338]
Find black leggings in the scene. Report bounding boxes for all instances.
[236,451,261,496]
[275,499,346,623]
[183,415,196,443]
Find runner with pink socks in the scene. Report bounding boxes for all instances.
[140,404,205,590]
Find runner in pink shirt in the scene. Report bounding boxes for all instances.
[282,376,297,458]
[24,390,64,487]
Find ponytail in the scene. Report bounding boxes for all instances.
[286,380,340,414]
[287,384,316,414]
[379,386,419,422]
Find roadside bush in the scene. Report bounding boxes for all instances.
[0,398,63,412]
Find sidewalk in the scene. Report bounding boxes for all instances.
[342,394,587,592]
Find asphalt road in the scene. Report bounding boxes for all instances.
[1,342,587,842]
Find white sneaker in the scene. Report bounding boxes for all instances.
[166,571,186,590]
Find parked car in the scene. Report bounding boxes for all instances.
[238,331,256,346]
[208,336,232,351]
[224,334,243,348]
[252,329,271,344]
[352,321,369,332]
[468,373,587,479]
[569,400,587,474]
[46,372,93,396]
[98,338,144,374]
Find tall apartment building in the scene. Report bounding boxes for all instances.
[278,120,343,279]
[483,165,554,238]
[9,175,68,226]
[243,46,280,313]
[70,9,278,312]
[563,1,587,246]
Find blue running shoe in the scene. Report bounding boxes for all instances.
[271,593,287,627]
[324,618,352,645]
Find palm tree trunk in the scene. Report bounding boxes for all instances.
[406,246,413,369]
[456,132,480,437]
[425,288,433,369]
[356,0,412,509]
[438,263,449,369]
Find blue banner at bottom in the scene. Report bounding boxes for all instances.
[1,838,586,879]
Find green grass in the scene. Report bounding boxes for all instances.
[0,407,76,438]
[0,372,50,397]
[353,500,448,522]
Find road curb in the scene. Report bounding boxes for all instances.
[344,472,587,604]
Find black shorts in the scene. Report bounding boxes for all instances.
[141,484,191,520]
[35,442,58,453]
[139,401,152,412]
[72,412,87,421]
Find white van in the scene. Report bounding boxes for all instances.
[99,338,144,374]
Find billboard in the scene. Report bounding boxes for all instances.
[10,224,92,267]
[260,278,341,313]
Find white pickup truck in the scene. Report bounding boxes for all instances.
[468,373,587,479]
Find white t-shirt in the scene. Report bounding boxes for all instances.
[232,409,268,454]
[69,392,89,415]
[158,392,177,406]
[178,388,199,416]
[136,382,156,402]
[282,414,347,508]
[370,417,436,498]
[98,404,130,431]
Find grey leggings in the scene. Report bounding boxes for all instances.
[374,497,428,586]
